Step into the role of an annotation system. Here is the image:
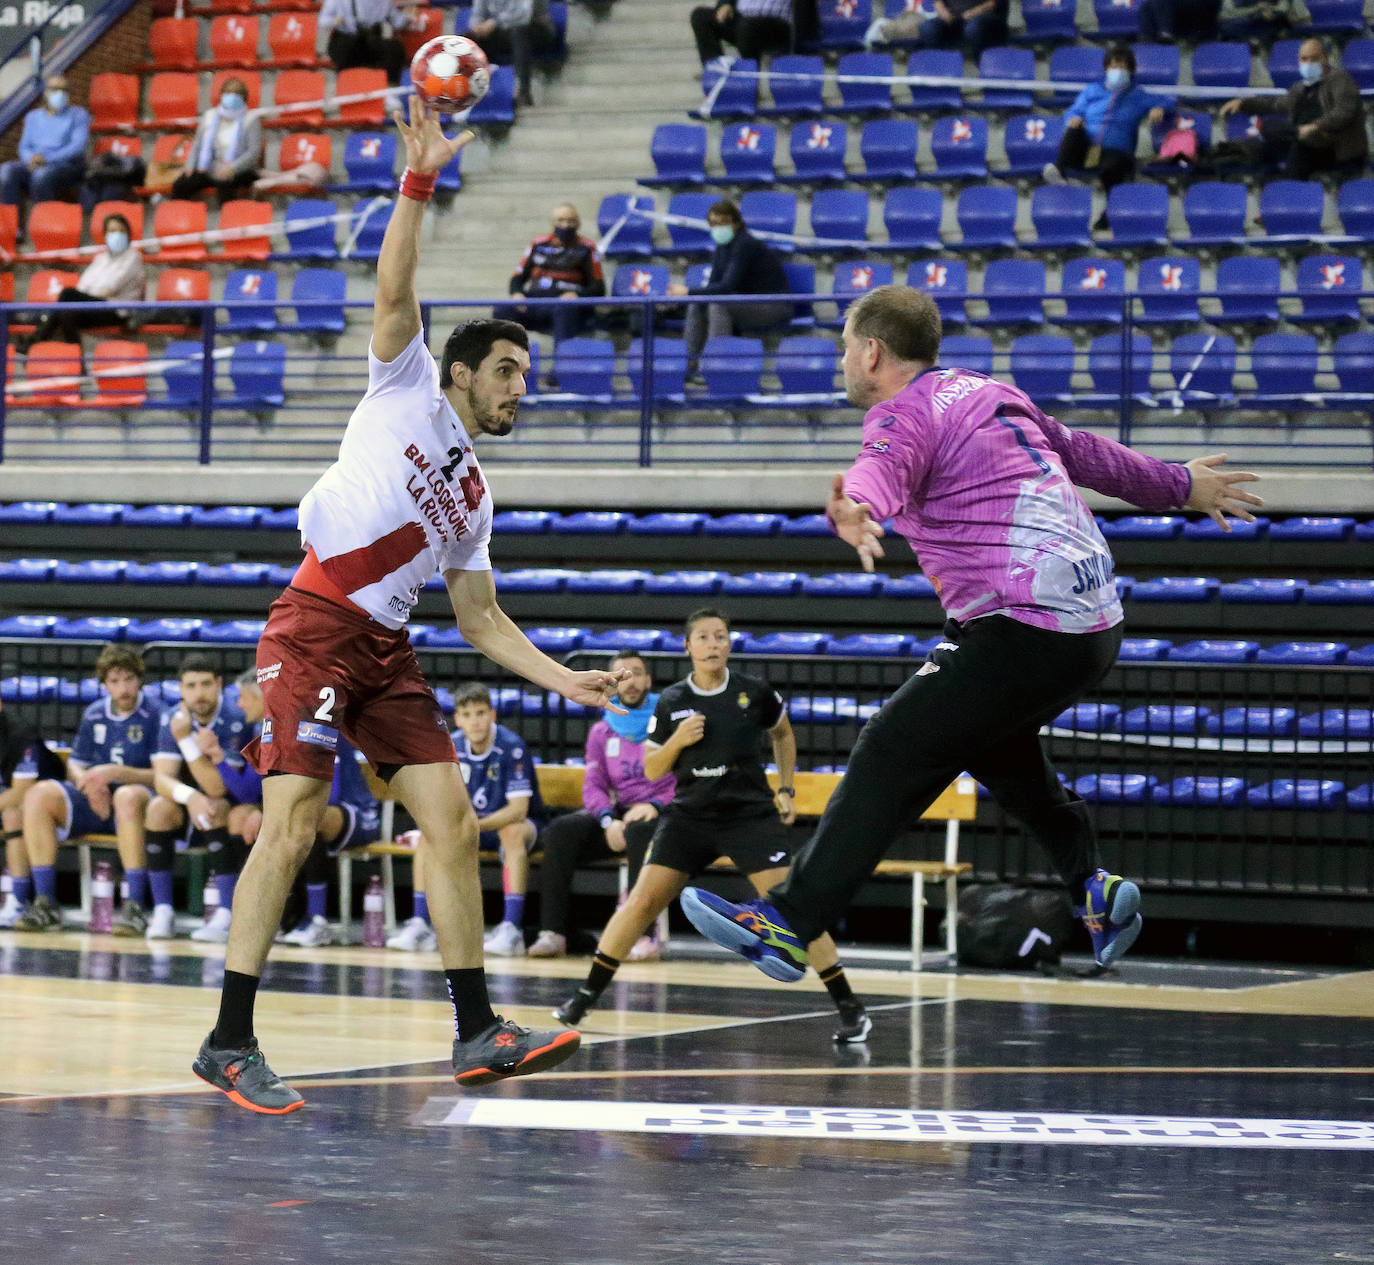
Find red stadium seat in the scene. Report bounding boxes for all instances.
[8,270,79,337]
[9,342,82,407]
[0,274,11,303]
[210,69,262,110]
[336,68,387,126]
[150,200,210,261]
[206,14,260,67]
[89,73,140,132]
[218,200,274,260]
[399,8,443,61]
[27,202,83,262]
[92,135,146,164]
[273,132,333,190]
[256,0,315,11]
[266,12,321,66]
[147,73,201,128]
[88,340,150,407]
[142,268,211,335]
[90,200,146,246]
[268,70,326,127]
[0,204,16,262]
[144,16,199,70]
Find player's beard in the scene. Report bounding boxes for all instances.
[844,372,877,410]
[468,386,517,436]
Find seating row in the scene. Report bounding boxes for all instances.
[1070,775,1374,810]
[1051,702,1373,737]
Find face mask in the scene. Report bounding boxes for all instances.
[46,89,68,111]
[1104,68,1129,91]
[709,224,735,245]
[554,225,578,243]
[105,231,129,255]
[1298,60,1323,84]
[220,92,246,114]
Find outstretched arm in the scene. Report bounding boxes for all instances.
[373,96,474,363]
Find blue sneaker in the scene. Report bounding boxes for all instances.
[679,888,809,982]
[1076,869,1142,968]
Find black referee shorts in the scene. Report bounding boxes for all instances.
[646,807,792,876]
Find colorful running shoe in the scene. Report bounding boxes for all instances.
[192,1032,305,1114]
[1076,868,1142,968]
[679,888,808,982]
[453,1017,580,1086]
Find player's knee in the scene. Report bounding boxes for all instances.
[23,781,63,825]
[112,785,149,822]
[145,796,181,831]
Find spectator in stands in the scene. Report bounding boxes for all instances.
[17,213,145,352]
[467,0,560,107]
[690,0,793,71]
[0,696,52,929]
[10,646,161,934]
[1138,0,1219,42]
[1219,38,1367,181]
[170,78,263,204]
[865,0,1007,56]
[321,0,412,85]
[1042,46,1169,224]
[527,651,676,960]
[495,203,605,348]
[667,199,792,381]
[1217,0,1293,39]
[0,73,88,216]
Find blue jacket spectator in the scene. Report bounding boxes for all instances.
[0,73,89,212]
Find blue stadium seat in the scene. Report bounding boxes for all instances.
[1009,334,1074,399]
[1351,645,1374,667]
[197,562,268,586]
[807,188,869,246]
[598,194,655,258]
[628,338,688,399]
[0,558,51,581]
[1030,185,1092,249]
[550,512,628,535]
[1103,183,1169,247]
[1266,39,1302,90]
[1183,512,1265,540]
[201,620,267,644]
[1247,779,1344,810]
[1216,255,1280,325]
[1305,579,1374,604]
[1000,115,1063,176]
[1177,182,1246,246]
[52,503,127,524]
[125,561,197,585]
[883,186,943,250]
[52,616,129,641]
[156,342,204,410]
[1205,706,1297,736]
[1357,520,1374,540]
[286,269,347,336]
[789,696,860,723]
[189,505,262,528]
[1133,43,1180,86]
[740,190,797,242]
[818,0,871,48]
[741,631,828,655]
[1292,255,1361,325]
[1053,702,1120,731]
[220,341,285,411]
[781,260,817,329]
[1099,515,1182,540]
[1167,639,1259,662]
[1348,785,1374,811]
[826,632,912,657]
[221,269,277,333]
[1060,257,1125,325]
[859,118,918,181]
[643,123,707,187]
[1270,515,1355,540]
[1120,705,1208,735]
[1153,777,1245,807]
[1219,577,1304,603]
[1299,709,1372,738]
[126,617,203,642]
[642,570,728,594]
[903,50,963,111]
[1257,641,1348,665]
[1093,0,1140,37]
[720,122,777,184]
[763,55,825,116]
[802,572,882,597]
[973,259,1046,327]
[524,627,586,653]
[499,569,572,592]
[1132,575,1217,601]
[1341,38,1374,89]
[926,116,988,180]
[1337,178,1374,240]
[435,146,463,194]
[940,334,994,376]
[1047,46,1103,102]
[1074,773,1154,804]
[721,571,803,595]
[911,258,969,324]
[1021,0,1079,42]
[627,512,704,536]
[955,185,1018,250]
[580,629,665,652]
[1251,333,1318,402]
[780,514,832,536]
[785,119,846,184]
[884,573,938,598]
[837,52,892,113]
[467,64,515,124]
[0,501,56,522]
[1334,332,1374,394]
[424,630,470,652]
[706,513,783,537]
[1168,333,1236,401]
[610,264,669,308]
[550,339,615,400]
[1088,332,1153,398]
[264,564,295,586]
[278,198,338,261]
[345,197,392,261]
[337,132,397,193]
[699,57,758,118]
[565,570,652,594]
[54,559,126,583]
[978,46,1035,109]
[829,261,894,326]
[1138,257,1201,325]
[1117,637,1171,660]
[700,336,764,400]
[1190,42,1252,89]
[1259,180,1324,239]
[774,336,840,395]
[492,510,553,534]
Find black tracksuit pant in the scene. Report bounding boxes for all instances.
[537,810,655,937]
[769,615,1123,943]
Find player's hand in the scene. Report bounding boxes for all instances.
[194,728,224,762]
[827,473,885,572]
[78,767,114,818]
[1219,98,1242,118]
[392,94,475,176]
[562,665,634,715]
[1183,454,1263,532]
[604,819,628,853]
[623,802,659,824]
[674,713,706,747]
[169,708,193,740]
[1067,115,1085,129]
[187,792,228,832]
[1148,107,1165,125]
[234,806,262,846]
[666,282,688,297]
[775,788,796,825]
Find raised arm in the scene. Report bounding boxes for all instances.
[372,96,474,363]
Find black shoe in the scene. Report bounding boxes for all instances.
[553,988,594,1027]
[14,894,63,932]
[192,1031,305,1114]
[1093,212,1111,233]
[453,1015,581,1086]
[112,900,148,937]
[833,1001,872,1044]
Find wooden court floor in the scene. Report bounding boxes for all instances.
[2,930,1372,1265]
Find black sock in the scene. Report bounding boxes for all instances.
[212,970,259,1048]
[581,951,620,1003]
[819,964,859,1012]
[446,968,497,1042]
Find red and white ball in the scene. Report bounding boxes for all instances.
[410,35,490,112]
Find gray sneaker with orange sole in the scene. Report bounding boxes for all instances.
[453,1016,581,1087]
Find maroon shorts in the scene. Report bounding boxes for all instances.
[244,587,458,781]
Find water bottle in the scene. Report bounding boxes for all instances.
[90,860,115,933]
[362,875,386,947]
[203,878,221,924]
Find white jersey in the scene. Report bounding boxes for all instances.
[298,330,494,629]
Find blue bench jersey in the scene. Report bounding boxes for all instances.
[156,695,250,771]
[453,723,544,821]
[70,690,162,773]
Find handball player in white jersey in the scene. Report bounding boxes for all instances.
[192,98,629,1114]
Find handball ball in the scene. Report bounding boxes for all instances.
[411,35,490,112]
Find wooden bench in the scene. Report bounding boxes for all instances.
[344,766,976,969]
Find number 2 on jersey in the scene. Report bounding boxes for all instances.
[315,687,336,722]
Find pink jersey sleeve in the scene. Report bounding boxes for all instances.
[842,405,937,521]
[1034,410,1192,512]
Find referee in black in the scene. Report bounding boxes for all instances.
[554,608,872,1044]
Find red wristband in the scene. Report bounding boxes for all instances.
[399,167,437,202]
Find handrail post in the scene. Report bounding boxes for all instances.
[1120,292,1134,449]
[638,296,656,468]
[198,303,215,465]
[0,305,8,463]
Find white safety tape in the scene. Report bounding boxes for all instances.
[6,345,235,396]
[629,203,870,252]
[131,85,404,133]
